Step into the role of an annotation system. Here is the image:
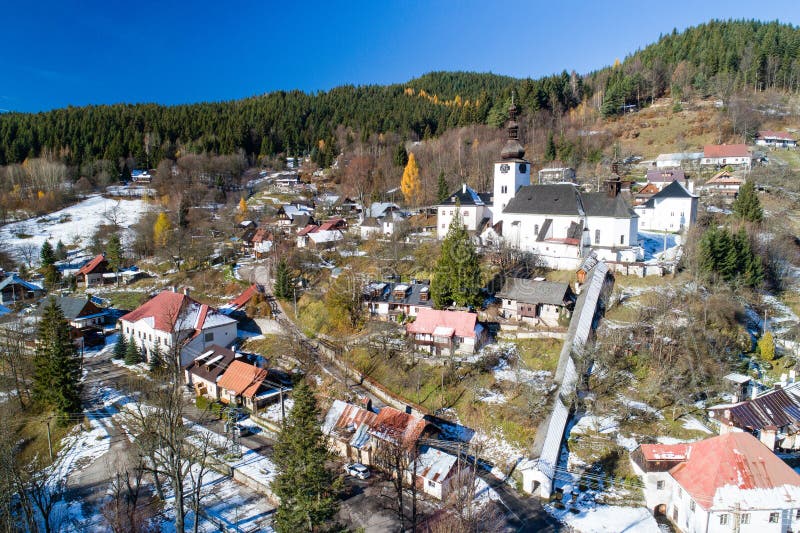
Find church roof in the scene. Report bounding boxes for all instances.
[581,192,639,218]
[503,184,583,216]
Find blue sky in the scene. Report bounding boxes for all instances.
[2,0,799,113]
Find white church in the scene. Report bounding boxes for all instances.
[437,102,640,270]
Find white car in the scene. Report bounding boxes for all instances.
[344,463,370,480]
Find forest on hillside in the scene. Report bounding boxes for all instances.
[0,19,798,179]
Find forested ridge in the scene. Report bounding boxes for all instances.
[1,19,799,170]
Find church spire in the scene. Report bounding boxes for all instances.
[500,92,526,160]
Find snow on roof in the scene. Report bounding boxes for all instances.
[639,443,690,462]
[413,446,458,483]
[433,326,455,337]
[724,373,752,384]
[120,290,235,334]
[656,152,703,161]
[670,432,800,510]
[406,308,478,339]
[758,130,796,141]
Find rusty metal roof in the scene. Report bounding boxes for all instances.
[710,388,800,431]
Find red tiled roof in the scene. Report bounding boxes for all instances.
[704,144,750,158]
[297,224,319,236]
[759,130,795,141]
[217,360,268,398]
[228,284,259,310]
[406,308,478,339]
[77,254,107,276]
[119,290,189,332]
[639,443,690,462]
[318,218,346,231]
[670,432,800,510]
[370,406,429,449]
[252,227,271,243]
[637,183,661,195]
[705,171,745,185]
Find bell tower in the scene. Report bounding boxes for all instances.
[493,97,530,214]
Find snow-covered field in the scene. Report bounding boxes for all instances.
[0,195,149,263]
[547,504,659,532]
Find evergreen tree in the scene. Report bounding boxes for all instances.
[125,335,141,365]
[55,239,67,261]
[393,143,409,167]
[274,259,292,300]
[732,181,763,222]
[112,334,127,360]
[149,344,164,373]
[436,171,449,204]
[544,132,557,162]
[431,210,482,309]
[33,297,83,423]
[758,331,775,361]
[106,233,124,286]
[40,241,56,267]
[271,380,341,532]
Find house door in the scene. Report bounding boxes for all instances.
[654,504,666,516]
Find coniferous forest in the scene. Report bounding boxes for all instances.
[0,19,799,171]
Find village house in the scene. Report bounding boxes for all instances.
[633,180,698,233]
[538,165,577,184]
[322,399,379,466]
[497,278,575,327]
[183,344,238,401]
[631,433,800,533]
[216,359,280,412]
[363,281,433,320]
[361,202,407,238]
[118,288,238,366]
[406,308,486,355]
[633,182,661,206]
[251,227,273,258]
[296,218,347,249]
[645,168,692,192]
[276,204,315,229]
[130,170,152,184]
[75,254,109,288]
[436,184,492,240]
[655,152,703,169]
[756,131,797,148]
[408,446,464,501]
[0,274,45,305]
[702,144,752,169]
[698,170,746,199]
[707,386,800,451]
[38,295,109,348]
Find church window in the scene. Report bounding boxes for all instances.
[501,185,508,194]
[595,230,600,244]
[620,235,624,245]
[534,225,539,235]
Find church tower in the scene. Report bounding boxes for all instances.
[493,99,530,214]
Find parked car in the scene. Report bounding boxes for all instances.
[344,463,370,480]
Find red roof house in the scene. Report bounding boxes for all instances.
[702,144,752,169]
[76,254,109,288]
[406,308,485,355]
[217,360,276,410]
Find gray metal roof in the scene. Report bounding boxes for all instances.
[497,278,572,306]
[363,281,432,308]
[581,192,638,218]
[503,184,583,216]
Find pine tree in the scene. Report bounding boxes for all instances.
[33,297,83,423]
[393,143,409,167]
[436,171,449,204]
[106,233,124,286]
[431,210,482,309]
[400,152,421,206]
[274,259,292,300]
[125,335,141,365]
[55,240,67,261]
[732,181,763,222]
[40,241,56,267]
[113,334,127,360]
[271,380,341,532]
[544,132,557,162]
[153,212,171,248]
[149,344,164,373]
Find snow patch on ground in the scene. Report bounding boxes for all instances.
[681,415,713,434]
[0,195,149,262]
[259,398,293,425]
[547,504,659,533]
[638,231,679,262]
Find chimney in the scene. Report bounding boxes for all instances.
[183,287,190,296]
[361,396,373,412]
[462,183,467,194]
[171,286,177,293]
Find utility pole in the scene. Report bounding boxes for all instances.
[46,418,53,461]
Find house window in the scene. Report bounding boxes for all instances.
[769,512,780,523]
[534,224,539,235]
[796,509,800,519]
[463,211,468,216]
[595,229,600,244]
[427,479,435,488]
[620,235,624,245]
[441,224,445,229]
[719,513,728,525]
[501,185,508,194]
[656,480,665,490]
[740,513,750,524]
[204,332,214,342]
[689,500,695,512]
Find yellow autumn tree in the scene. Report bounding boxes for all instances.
[153,212,171,248]
[401,152,421,206]
[237,197,248,221]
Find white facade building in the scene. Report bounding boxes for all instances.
[119,289,238,366]
[634,180,698,232]
[436,184,492,239]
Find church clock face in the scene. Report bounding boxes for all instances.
[500,163,510,174]
[519,163,527,173]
